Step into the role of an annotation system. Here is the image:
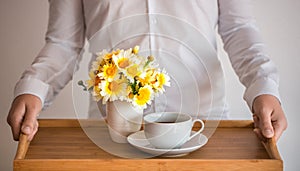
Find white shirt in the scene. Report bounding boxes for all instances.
[14,0,280,118]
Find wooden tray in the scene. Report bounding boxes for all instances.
[14,119,282,171]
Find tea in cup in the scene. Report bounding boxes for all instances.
[143,112,204,149]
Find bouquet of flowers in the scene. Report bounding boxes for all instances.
[79,46,170,111]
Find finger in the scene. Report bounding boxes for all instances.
[253,128,267,142]
[257,109,274,138]
[252,114,259,128]
[7,101,26,141]
[273,122,282,142]
[272,114,288,142]
[27,120,39,141]
[21,107,40,140]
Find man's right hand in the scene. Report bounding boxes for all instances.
[7,94,42,141]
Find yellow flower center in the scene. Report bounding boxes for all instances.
[118,58,130,68]
[105,80,124,96]
[128,92,134,99]
[103,64,117,79]
[108,81,119,91]
[127,65,139,77]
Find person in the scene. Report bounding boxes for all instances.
[7,0,287,142]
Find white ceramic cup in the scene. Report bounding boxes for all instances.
[143,112,204,149]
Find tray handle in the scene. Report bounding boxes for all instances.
[262,137,282,160]
[14,133,30,160]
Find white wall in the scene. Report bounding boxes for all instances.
[0,0,299,170]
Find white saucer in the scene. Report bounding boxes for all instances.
[127,131,208,157]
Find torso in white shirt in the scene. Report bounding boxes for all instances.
[82,0,226,119]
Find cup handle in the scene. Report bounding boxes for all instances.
[188,119,205,140]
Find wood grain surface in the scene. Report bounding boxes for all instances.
[14,119,282,171]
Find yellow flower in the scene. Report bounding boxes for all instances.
[92,84,102,101]
[97,49,120,60]
[104,50,120,60]
[133,85,153,109]
[113,48,143,81]
[101,63,117,82]
[85,71,102,101]
[116,57,130,69]
[84,46,170,112]
[113,49,132,68]
[125,64,142,82]
[132,45,139,54]
[86,71,96,90]
[138,69,156,86]
[153,69,170,93]
[100,78,127,103]
[91,60,101,72]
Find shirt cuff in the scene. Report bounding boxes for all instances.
[244,77,281,112]
[14,77,50,107]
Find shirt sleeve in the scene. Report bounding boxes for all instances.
[14,0,85,108]
[217,0,280,111]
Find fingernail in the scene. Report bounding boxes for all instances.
[22,126,31,134]
[264,129,274,137]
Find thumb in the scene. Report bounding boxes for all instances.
[21,109,39,136]
[21,125,32,135]
[259,112,274,138]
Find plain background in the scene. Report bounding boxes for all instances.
[0,0,299,170]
